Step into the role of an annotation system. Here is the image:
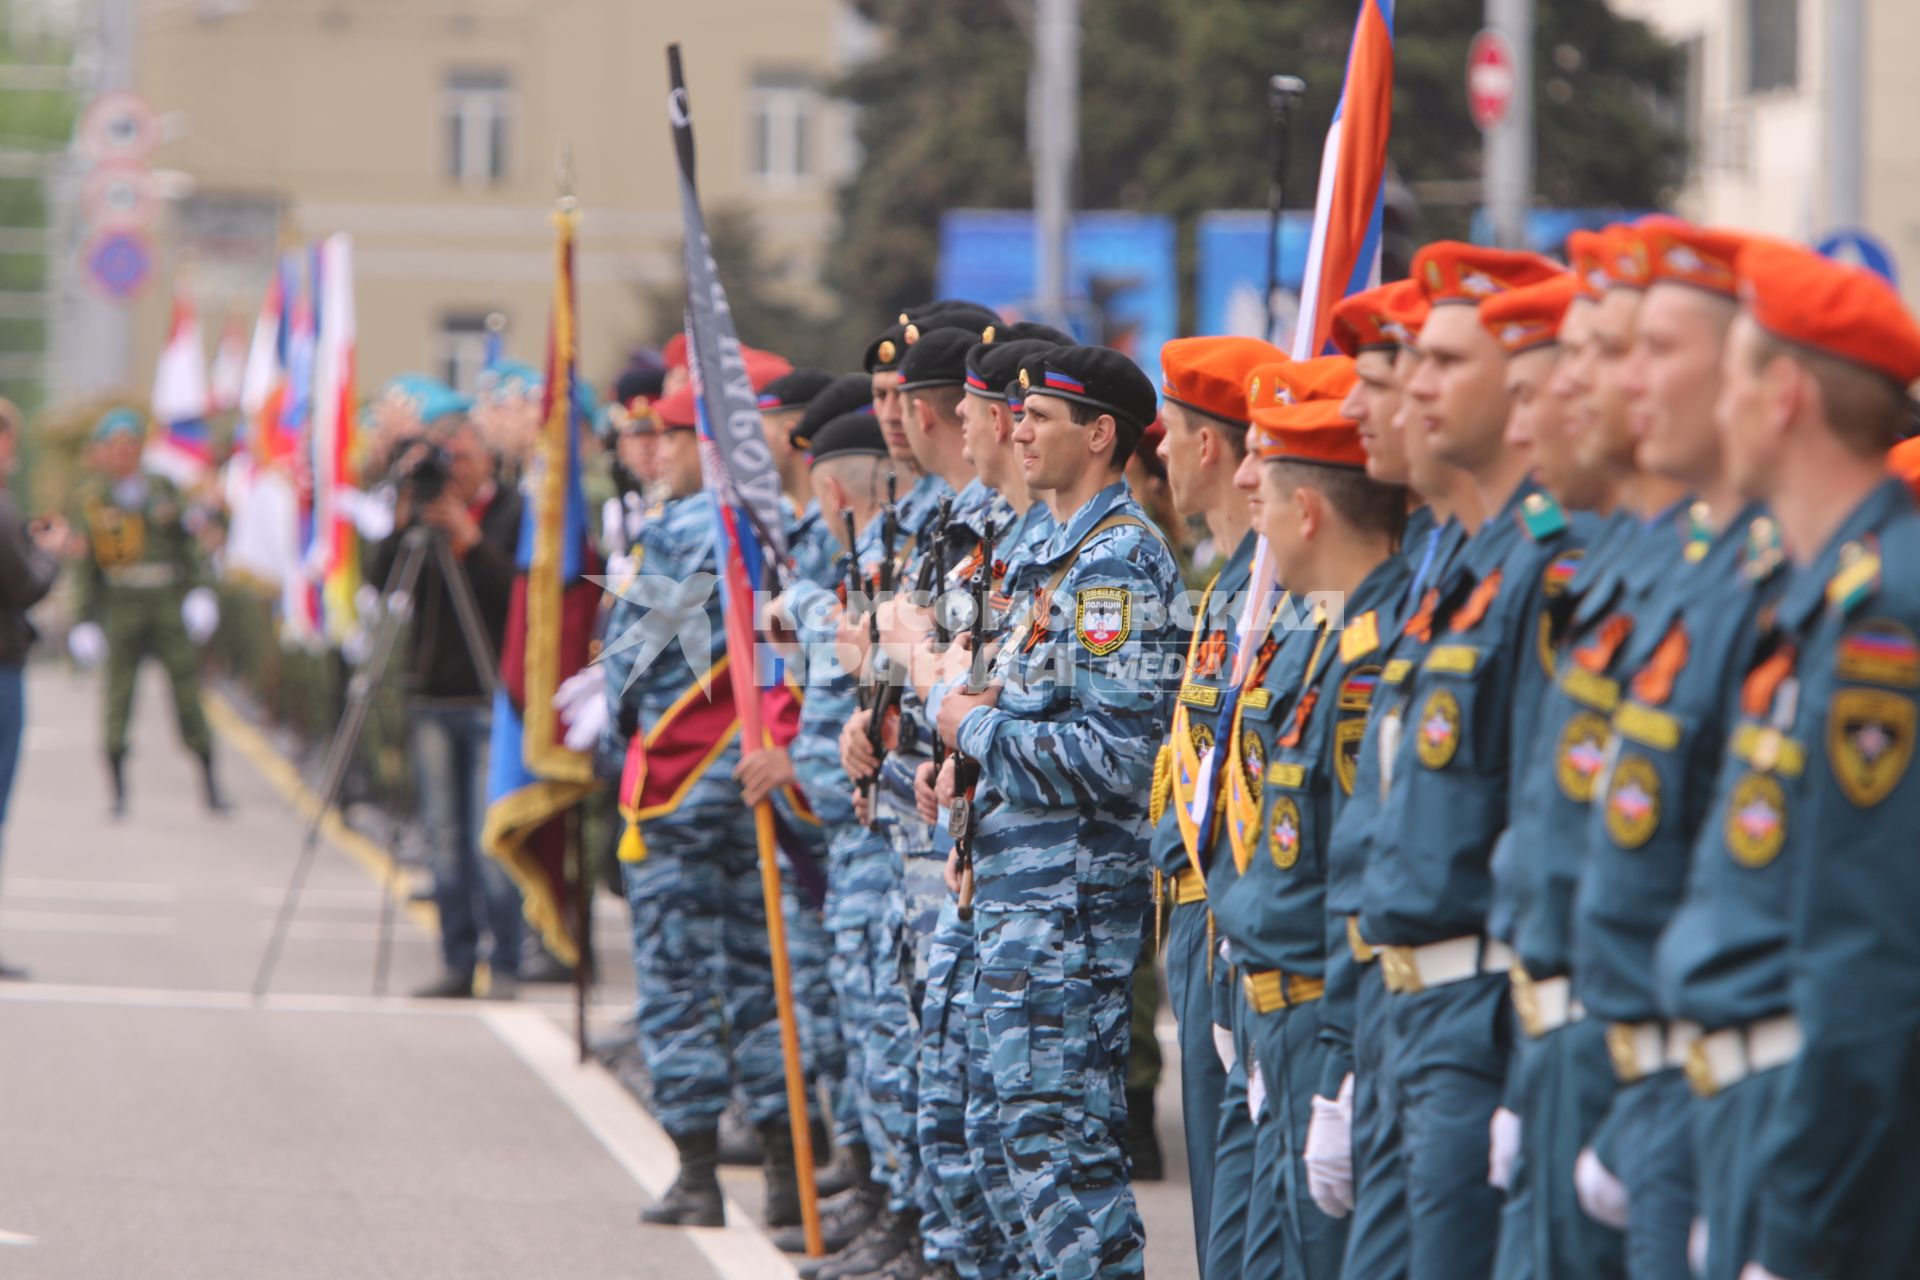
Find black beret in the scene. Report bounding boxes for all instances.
[907,298,1000,321]
[904,302,1002,346]
[863,322,909,374]
[807,410,889,463]
[1014,345,1158,433]
[994,320,1076,347]
[897,327,977,392]
[757,367,836,413]
[966,338,1062,398]
[613,363,666,409]
[790,372,876,451]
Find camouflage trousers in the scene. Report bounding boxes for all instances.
[102,587,211,760]
[967,905,1147,1280]
[859,906,923,1214]
[916,901,1027,1280]
[621,805,788,1138]
[784,883,844,1104]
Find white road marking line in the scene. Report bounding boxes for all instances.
[6,879,179,904]
[0,910,175,937]
[481,1005,799,1279]
[0,1228,36,1246]
[0,980,638,1022]
[246,886,392,909]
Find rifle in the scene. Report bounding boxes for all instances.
[855,475,900,810]
[948,517,996,919]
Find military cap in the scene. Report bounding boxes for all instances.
[1160,336,1287,427]
[864,321,910,374]
[1479,273,1580,355]
[1246,356,1366,466]
[897,327,977,392]
[966,338,1062,399]
[1414,243,1564,307]
[476,359,541,404]
[903,304,1003,354]
[758,367,836,413]
[806,408,890,463]
[1331,279,1428,355]
[1737,239,1920,388]
[791,372,877,451]
[1014,345,1158,433]
[992,320,1076,346]
[1566,229,1613,299]
[1639,221,1756,300]
[613,363,666,409]
[1601,221,1656,291]
[654,384,698,432]
[93,407,144,444]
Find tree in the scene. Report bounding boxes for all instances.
[826,0,1686,326]
[0,24,79,421]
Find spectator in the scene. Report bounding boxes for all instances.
[0,398,67,980]
[365,411,525,1000]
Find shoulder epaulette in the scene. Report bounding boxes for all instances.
[1518,491,1567,541]
[1827,538,1882,615]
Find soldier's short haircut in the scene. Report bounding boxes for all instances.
[1165,398,1248,460]
[1268,458,1408,542]
[1065,400,1144,472]
[813,451,884,507]
[1750,329,1908,458]
[904,386,964,431]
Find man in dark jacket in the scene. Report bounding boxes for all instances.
[365,410,525,999]
[0,399,66,979]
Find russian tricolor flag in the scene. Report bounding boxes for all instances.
[146,281,213,487]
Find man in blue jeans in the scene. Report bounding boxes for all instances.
[365,397,525,999]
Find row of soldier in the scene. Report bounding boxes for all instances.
[577,223,1920,1280]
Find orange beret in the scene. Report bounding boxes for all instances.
[1480,273,1580,354]
[1738,239,1920,388]
[1639,221,1752,299]
[1567,229,1612,299]
[1413,242,1564,307]
[1160,335,1288,427]
[1332,279,1429,355]
[1889,437,1920,502]
[1246,357,1366,467]
[1594,221,1656,291]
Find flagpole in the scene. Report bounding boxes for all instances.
[666,43,822,1256]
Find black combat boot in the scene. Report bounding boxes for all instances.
[805,1206,916,1280]
[761,1118,801,1229]
[639,1128,725,1228]
[199,751,230,814]
[775,1143,878,1253]
[1124,1085,1164,1181]
[107,754,127,819]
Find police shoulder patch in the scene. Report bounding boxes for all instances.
[1075,586,1132,656]
[1827,686,1916,808]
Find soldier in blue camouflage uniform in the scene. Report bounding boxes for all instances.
[1215,355,1409,1279]
[1654,245,1920,1280]
[1566,223,1781,1280]
[1359,243,1577,1280]
[1140,334,1283,1276]
[931,345,1179,1280]
[607,384,794,1230]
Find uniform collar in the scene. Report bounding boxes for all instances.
[1775,478,1911,634]
[1040,480,1134,565]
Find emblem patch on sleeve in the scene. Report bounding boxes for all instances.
[1335,717,1367,796]
[1269,795,1303,869]
[1414,689,1462,770]
[1835,620,1920,689]
[1075,586,1132,656]
[1241,730,1267,807]
[1604,754,1660,849]
[1827,687,1915,808]
[1556,711,1613,803]
[1724,772,1787,868]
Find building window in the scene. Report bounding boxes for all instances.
[1747,0,1797,94]
[748,71,816,187]
[444,69,511,185]
[436,312,496,395]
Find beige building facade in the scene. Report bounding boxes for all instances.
[1610,0,1920,310]
[128,0,861,397]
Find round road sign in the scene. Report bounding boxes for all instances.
[83,229,153,300]
[79,91,159,164]
[1468,29,1517,133]
[83,162,158,231]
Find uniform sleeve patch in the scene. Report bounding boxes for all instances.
[1339,611,1381,664]
[1828,687,1915,807]
[1075,586,1132,656]
[1836,619,1920,688]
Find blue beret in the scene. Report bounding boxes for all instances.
[93,408,145,443]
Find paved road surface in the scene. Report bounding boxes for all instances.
[0,667,1198,1278]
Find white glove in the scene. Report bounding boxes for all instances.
[553,666,611,753]
[1689,1218,1709,1277]
[1739,1264,1789,1280]
[1304,1073,1356,1218]
[1574,1145,1629,1229]
[68,621,107,668]
[1213,1023,1238,1075]
[1489,1106,1521,1191]
[182,586,220,644]
[601,497,626,556]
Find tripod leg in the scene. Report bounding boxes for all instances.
[252,536,431,1001]
[432,535,500,694]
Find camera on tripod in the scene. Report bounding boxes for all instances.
[399,440,454,507]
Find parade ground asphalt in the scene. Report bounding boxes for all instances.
[0,666,1199,1279]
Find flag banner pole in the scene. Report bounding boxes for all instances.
[666,42,822,1256]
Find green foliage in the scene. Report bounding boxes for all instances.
[826,0,1686,327]
[0,26,79,422]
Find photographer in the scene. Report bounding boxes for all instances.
[364,405,525,1000]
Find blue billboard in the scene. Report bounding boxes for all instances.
[937,210,1177,381]
[1194,211,1316,343]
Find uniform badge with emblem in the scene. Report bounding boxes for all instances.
[1556,711,1612,803]
[1827,687,1915,808]
[1725,772,1788,867]
[1269,795,1303,869]
[1415,688,1462,770]
[1075,586,1132,656]
[1605,754,1661,849]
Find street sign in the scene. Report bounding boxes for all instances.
[82,162,158,231]
[1815,228,1899,286]
[78,91,158,164]
[83,229,153,300]
[1468,29,1517,133]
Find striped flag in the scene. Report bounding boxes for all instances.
[1192,0,1395,857]
[146,279,213,487]
[307,233,360,646]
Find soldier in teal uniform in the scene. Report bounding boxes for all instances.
[1359,242,1575,1280]
[931,345,1179,1280]
[1139,333,1283,1275]
[1215,355,1408,1279]
[69,409,225,816]
[1569,222,1781,1280]
[1656,243,1920,1280]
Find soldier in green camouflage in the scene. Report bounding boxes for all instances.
[67,409,226,817]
